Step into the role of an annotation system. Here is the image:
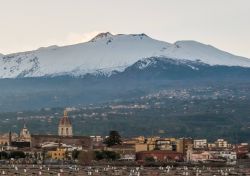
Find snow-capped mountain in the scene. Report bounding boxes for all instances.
[1,32,250,78]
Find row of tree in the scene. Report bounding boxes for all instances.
[0,151,26,159]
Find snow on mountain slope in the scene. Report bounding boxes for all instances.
[164,41,250,67]
[0,32,250,78]
[0,33,171,78]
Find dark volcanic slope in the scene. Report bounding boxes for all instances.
[0,57,250,111]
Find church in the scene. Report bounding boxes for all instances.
[30,109,92,149]
[0,109,92,150]
[58,110,73,136]
[0,122,32,149]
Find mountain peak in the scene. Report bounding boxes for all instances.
[90,32,113,42]
[90,32,151,42]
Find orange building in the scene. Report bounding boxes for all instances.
[48,148,66,160]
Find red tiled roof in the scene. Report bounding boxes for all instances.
[59,115,72,126]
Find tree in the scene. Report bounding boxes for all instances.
[34,152,38,160]
[0,151,8,159]
[42,149,46,162]
[104,130,122,147]
[72,149,80,160]
[104,151,120,161]
[145,156,155,163]
[94,151,120,161]
[94,151,105,160]
[9,151,26,159]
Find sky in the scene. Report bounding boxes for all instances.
[0,0,250,58]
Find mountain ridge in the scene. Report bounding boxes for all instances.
[1,32,250,79]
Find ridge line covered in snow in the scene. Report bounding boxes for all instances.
[0,32,250,78]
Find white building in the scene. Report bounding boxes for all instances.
[193,139,207,149]
[219,151,237,162]
[210,150,237,165]
[215,139,228,148]
[90,136,103,142]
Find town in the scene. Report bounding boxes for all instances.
[0,110,250,175]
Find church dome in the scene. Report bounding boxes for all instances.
[59,110,72,127]
[58,110,73,136]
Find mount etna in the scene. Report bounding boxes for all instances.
[1,32,250,141]
[1,32,250,111]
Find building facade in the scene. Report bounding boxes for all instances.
[136,151,184,162]
[19,123,31,142]
[193,139,207,149]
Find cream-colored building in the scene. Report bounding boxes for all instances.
[134,136,159,152]
[176,138,193,154]
[208,143,216,148]
[215,139,229,148]
[187,149,212,162]
[155,138,177,151]
[193,139,207,149]
[0,132,18,146]
[133,136,146,144]
[135,143,156,152]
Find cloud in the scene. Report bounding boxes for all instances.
[66,31,104,44]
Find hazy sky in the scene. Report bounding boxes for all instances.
[0,0,250,58]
